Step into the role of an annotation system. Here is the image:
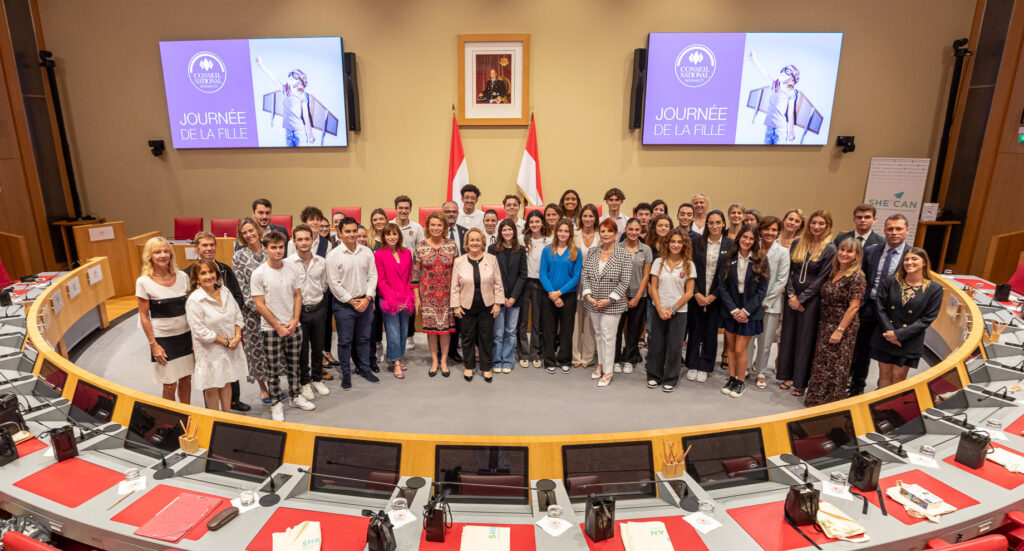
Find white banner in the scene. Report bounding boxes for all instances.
[863,157,930,244]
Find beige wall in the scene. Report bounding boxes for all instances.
[37,0,974,238]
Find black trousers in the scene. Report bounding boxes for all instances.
[298,296,328,384]
[461,299,494,372]
[372,295,384,345]
[776,293,822,388]
[647,308,688,386]
[685,299,722,372]
[848,303,877,393]
[615,296,647,364]
[541,293,577,367]
[322,294,334,358]
[449,318,462,358]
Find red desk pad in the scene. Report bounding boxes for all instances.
[111,484,232,541]
[854,469,978,525]
[578,515,708,551]
[12,457,122,508]
[15,438,47,457]
[1007,412,1024,437]
[942,443,1024,490]
[727,501,833,551]
[954,278,995,291]
[134,493,222,543]
[419,523,536,551]
[246,507,370,551]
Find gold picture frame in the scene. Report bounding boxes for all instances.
[457,34,530,126]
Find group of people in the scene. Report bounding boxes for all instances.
[134,190,943,422]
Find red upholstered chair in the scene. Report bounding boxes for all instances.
[565,475,601,496]
[596,205,603,216]
[482,204,506,220]
[418,207,441,227]
[925,534,1008,550]
[1000,510,1024,550]
[366,471,399,493]
[210,218,239,238]
[2,532,61,551]
[332,206,362,223]
[1008,259,1024,295]
[524,205,544,219]
[173,217,203,240]
[383,208,398,222]
[792,436,835,462]
[720,454,764,478]
[270,215,293,236]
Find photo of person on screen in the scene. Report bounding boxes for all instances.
[747,51,799,145]
[254,56,314,147]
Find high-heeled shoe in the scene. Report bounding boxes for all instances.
[428,369,438,378]
[483,371,493,383]
[441,362,451,377]
[464,374,474,382]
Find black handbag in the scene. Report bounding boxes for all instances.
[362,509,396,551]
[954,430,992,469]
[784,483,819,526]
[422,495,451,543]
[584,494,615,543]
[994,284,1012,302]
[47,425,77,462]
[848,450,882,491]
[0,428,18,467]
[0,393,25,434]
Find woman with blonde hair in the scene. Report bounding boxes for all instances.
[137,236,194,403]
[777,209,836,396]
[367,208,389,251]
[778,208,804,249]
[232,217,272,403]
[805,238,866,406]
[725,204,746,240]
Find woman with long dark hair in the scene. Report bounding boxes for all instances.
[685,210,732,383]
[717,225,769,398]
[517,210,550,368]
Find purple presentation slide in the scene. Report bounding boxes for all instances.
[642,32,842,146]
[159,37,347,149]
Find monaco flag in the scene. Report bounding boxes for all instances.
[447,115,469,208]
[516,114,543,206]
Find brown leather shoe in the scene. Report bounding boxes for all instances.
[321,372,335,381]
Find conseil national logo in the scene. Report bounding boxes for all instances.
[674,44,716,88]
[187,51,227,94]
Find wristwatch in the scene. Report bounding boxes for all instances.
[671,305,678,313]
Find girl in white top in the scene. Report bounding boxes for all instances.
[517,210,551,367]
[185,260,249,412]
[647,228,696,391]
[571,204,600,368]
[136,237,194,404]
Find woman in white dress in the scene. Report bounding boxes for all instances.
[185,260,249,412]
[136,237,194,403]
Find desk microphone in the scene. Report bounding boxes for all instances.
[973,385,1014,402]
[0,367,111,443]
[925,409,974,430]
[154,449,281,506]
[576,479,698,512]
[842,435,907,459]
[726,461,811,483]
[297,466,428,502]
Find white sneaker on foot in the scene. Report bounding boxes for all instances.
[532,360,543,368]
[696,371,708,383]
[291,395,315,411]
[270,403,284,422]
[406,337,416,350]
[300,384,315,401]
[613,363,623,373]
[502,367,512,373]
[623,362,634,374]
[519,360,529,368]
[686,370,699,381]
[312,381,330,396]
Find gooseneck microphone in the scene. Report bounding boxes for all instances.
[726,461,811,483]
[974,385,1014,402]
[577,479,698,512]
[154,449,281,506]
[842,435,907,458]
[925,409,974,430]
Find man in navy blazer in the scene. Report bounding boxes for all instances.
[442,201,469,364]
[848,214,910,396]
[833,204,884,249]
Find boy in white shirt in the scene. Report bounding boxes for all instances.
[391,195,424,251]
[457,184,485,231]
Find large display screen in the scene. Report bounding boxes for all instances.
[643,32,842,145]
[159,37,347,149]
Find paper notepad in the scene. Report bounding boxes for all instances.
[621,521,674,551]
[134,493,221,542]
[988,448,1024,473]
[460,526,511,551]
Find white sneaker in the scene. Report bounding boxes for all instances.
[300,384,315,401]
[519,360,529,368]
[623,363,634,374]
[406,337,416,350]
[561,365,571,374]
[532,360,542,368]
[613,363,623,373]
[312,381,330,396]
[696,371,708,383]
[502,367,512,373]
[270,403,284,422]
[686,370,699,381]
[291,395,316,411]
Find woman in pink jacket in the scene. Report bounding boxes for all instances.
[374,223,416,379]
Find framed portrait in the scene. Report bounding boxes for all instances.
[458,34,530,126]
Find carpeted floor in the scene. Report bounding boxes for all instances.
[73,312,883,436]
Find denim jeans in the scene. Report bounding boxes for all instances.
[493,305,520,368]
[382,311,410,362]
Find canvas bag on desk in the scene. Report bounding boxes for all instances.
[272,521,322,551]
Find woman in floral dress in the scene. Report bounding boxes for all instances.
[805,238,866,407]
[414,211,459,377]
[232,217,271,402]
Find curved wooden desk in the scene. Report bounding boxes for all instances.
[24,257,985,479]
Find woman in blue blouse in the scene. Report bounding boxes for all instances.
[539,217,582,373]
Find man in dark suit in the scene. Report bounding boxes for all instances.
[442,201,468,364]
[848,214,910,396]
[187,231,252,412]
[478,69,509,103]
[834,204,884,249]
[252,198,289,236]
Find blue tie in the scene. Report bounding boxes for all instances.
[874,248,897,297]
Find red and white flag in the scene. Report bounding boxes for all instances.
[447,115,469,208]
[516,114,543,206]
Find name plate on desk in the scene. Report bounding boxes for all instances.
[87,266,103,285]
[66,276,81,299]
[87,226,115,242]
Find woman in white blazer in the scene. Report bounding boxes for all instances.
[451,228,505,383]
[747,216,790,389]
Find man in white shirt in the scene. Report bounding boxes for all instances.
[833,204,884,249]
[502,194,526,237]
[599,187,628,237]
[326,216,380,390]
[250,230,306,421]
[391,195,424,252]
[285,224,331,401]
[287,206,334,257]
[691,193,709,234]
[457,184,485,231]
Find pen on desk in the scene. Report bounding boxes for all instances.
[108,489,135,510]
